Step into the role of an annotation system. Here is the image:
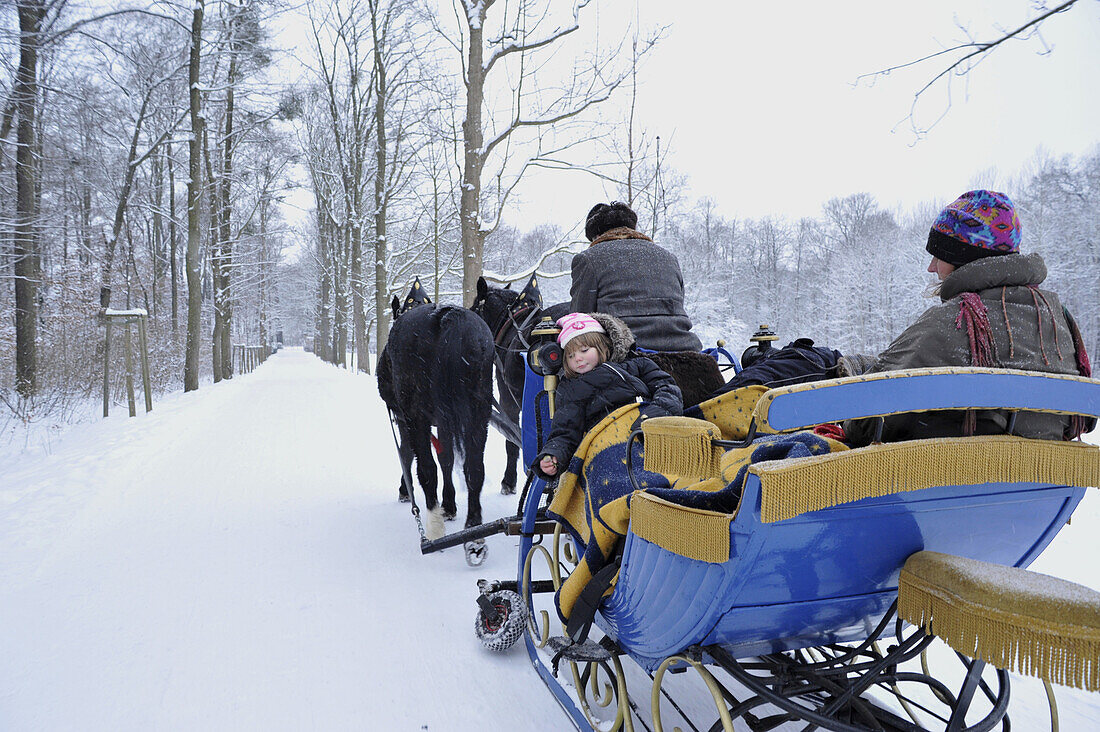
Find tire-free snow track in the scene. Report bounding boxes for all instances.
[0,349,559,730]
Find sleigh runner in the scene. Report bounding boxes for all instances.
[478,362,1100,731]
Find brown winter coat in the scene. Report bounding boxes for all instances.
[845,253,1085,446]
[570,227,702,352]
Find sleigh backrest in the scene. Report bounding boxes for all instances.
[751,366,1100,433]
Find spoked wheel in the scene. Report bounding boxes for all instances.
[475,590,528,651]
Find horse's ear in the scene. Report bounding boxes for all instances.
[476,276,488,299]
[391,295,400,318]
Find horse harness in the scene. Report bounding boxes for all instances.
[489,302,539,353]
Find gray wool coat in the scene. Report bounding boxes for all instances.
[569,228,702,352]
[846,253,1084,446]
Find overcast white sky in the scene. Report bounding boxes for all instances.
[508,0,1100,231]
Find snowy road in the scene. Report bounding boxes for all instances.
[1,348,1097,731]
[0,349,561,730]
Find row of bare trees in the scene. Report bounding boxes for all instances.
[644,149,1100,367]
[9,0,1085,420]
[288,0,657,371]
[0,0,297,415]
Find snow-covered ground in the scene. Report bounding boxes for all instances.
[1,348,1097,730]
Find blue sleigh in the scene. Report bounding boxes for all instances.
[477,364,1100,732]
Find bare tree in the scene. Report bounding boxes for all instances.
[12,1,47,397]
[184,0,205,392]
[96,27,186,310]
[443,0,651,304]
[858,1,1081,137]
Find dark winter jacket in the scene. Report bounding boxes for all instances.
[845,253,1088,446]
[708,338,842,397]
[570,227,702,352]
[536,313,683,477]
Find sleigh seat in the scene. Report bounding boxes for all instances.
[549,368,1100,675]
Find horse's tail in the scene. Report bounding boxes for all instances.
[433,307,494,463]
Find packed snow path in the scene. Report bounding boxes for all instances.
[2,348,1098,730]
[0,349,561,730]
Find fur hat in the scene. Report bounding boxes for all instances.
[557,313,606,349]
[585,201,638,241]
[926,190,1021,267]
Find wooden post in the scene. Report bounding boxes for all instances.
[124,322,136,417]
[138,316,153,413]
[103,319,112,417]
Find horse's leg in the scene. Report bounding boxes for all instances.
[497,363,520,495]
[408,418,439,510]
[409,418,445,540]
[395,424,414,502]
[436,426,458,521]
[461,414,489,529]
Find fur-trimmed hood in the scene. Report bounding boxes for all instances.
[588,311,635,362]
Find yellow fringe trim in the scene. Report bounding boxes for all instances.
[899,552,1100,692]
[631,492,731,563]
[752,436,1100,523]
[642,416,724,482]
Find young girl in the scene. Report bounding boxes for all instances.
[537,312,683,478]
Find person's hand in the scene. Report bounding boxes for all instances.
[540,455,558,476]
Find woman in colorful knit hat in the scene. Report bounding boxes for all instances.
[845,190,1091,446]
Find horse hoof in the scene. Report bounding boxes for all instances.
[501,484,516,496]
[443,508,457,521]
[398,493,410,503]
[425,507,445,540]
[465,539,488,567]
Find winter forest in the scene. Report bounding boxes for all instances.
[1,0,1098,424]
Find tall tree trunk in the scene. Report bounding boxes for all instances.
[331,236,347,366]
[368,0,388,366]
[258,194,268,348]
[351,222,368,373]
[217,24,238,379]
[13,1,43,397]
[459,4,488,307]
[168,141,178,334]
[184,0,205,392]
[151,149,163,318]
[206,132,224,382]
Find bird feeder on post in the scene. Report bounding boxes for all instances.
[100,308,153,417]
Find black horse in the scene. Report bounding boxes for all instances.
[377,282,495,539]
[472,276,569,494]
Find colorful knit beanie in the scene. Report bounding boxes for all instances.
[557,313,606,349]
[926,190,1021,267]
[585,201,638,241]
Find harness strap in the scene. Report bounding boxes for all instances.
[565,556,622,642]
[387,408,427,541]
[494,303,536,348]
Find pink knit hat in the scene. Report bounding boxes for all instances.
[556,313,605,349]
